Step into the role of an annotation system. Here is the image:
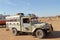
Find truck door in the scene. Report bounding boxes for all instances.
[21,18,32,32]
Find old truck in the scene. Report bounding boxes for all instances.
[6,14,53,38]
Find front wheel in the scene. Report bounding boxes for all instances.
[51,25,53,31]
[35,29,45,38]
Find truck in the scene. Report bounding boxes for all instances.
[6,13,53,38]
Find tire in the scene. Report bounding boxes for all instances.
[51,25,53,31]
[35,29,45,38]
[6,26,9,31]
[47,24,53,35]
[12,28,18,36]
[50,24,53,31]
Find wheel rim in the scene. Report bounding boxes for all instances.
[13,29,15,34]
[12,29,17,35]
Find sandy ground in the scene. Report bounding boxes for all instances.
[0,20,60,40]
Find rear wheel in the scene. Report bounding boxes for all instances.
[12,28,18,36]
[35,29,45,38]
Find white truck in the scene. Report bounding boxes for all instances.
[6,14,53,38]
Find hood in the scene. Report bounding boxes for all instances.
[34,22,50,29]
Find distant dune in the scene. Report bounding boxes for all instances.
[38,15,60,22]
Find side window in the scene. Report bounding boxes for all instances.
[23,18,30,23]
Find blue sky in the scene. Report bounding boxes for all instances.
[0,0,60,17]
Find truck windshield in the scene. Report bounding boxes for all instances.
[31,19,43,24]
[31,19,39,24]
[32,21,38,24]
